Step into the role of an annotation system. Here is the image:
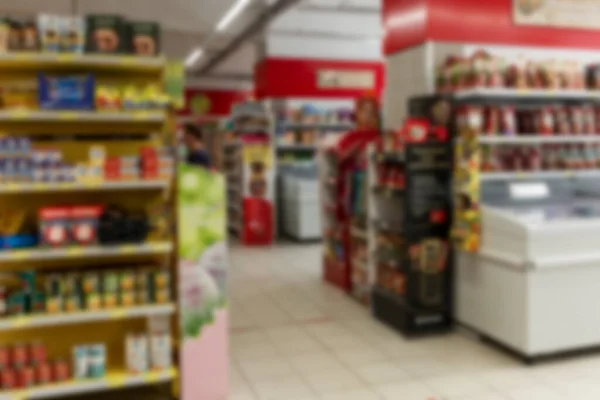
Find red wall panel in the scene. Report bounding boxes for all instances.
[254,58,385,99]
[383,0,600,55]
[382,0,428,55]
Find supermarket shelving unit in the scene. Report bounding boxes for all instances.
[0,54,176,399]
[447,88,600,360]
[224,104,275,245]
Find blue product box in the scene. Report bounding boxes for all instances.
[38,73,95,110]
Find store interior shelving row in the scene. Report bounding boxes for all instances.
[0,52,177,398]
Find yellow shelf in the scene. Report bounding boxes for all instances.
[0,180,170,194]
[0,304,176,331]
[0,367,177,399]
[0,52,165,72]
[0,110,165,123]
[0,242,173,262]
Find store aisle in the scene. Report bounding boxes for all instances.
[228,244,600,400]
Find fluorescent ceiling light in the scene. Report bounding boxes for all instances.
[216,0,251,31]
[185,48,204,68]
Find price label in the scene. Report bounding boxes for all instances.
[143,370,161,383]
[58,112,78,120]
[11,389,29,400]
[109,309,126,319]
[9,251,29,261]
[67,247,83,257]
[56,54,75,63]
[33,182,48,191]
[119,245,136,254]
[8,110,30,120]
[119,57,136,66]
[14,53,34,61]
[133,111,150,120]
[10,316,30,328]
[106,375,126,388]
[5,183,19,192]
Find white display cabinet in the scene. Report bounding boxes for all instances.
[455,182,600,360]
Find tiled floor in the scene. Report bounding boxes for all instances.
[228,244,600,400]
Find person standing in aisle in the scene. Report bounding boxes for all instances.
[183,123,211,168]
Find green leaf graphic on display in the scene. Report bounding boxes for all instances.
[190,95,211,116]
[178,164,227,339]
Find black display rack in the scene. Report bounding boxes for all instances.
[372,95,454,337]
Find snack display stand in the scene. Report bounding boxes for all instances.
[321,144,351,291]
[224,102,275,245]
[371,103,454,337]
[347,145,374,304]
[0,53,179,399]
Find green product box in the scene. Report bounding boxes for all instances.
[102,272,119,293]
[7,292,26,315]
[44,274,64,297]
[18,271,36,294]
[127,21,160,56]
[85,14,127,54]
[30,291,45,313]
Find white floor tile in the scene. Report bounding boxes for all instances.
[251,376,315,400]
[373,381,439,400]
[353,360,411,385]
[424,373,491,398]
[319,388,380,400]
[227,244,600,400]
[303,367,363,395]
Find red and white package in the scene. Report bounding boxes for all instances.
[484,107,499,135]
[536,108,554,135]
[569,106,584,135]
[70,205,104,246]
[38,207,70,247]
[500,106,516,135]
[554,108,571,135]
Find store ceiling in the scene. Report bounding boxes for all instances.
[0,0,382,85]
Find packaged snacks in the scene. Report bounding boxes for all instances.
[85,293,101,310]
[17,366,34,388]
[72,345,87,379]
[35,362,52,385]
[38,15,61,52]
[38,207,70,247]
[128,22,160,56]
[149,332,171,369]
[102,271,119,293]
[536,108,554,135]
[70,205,103,245]
[82,273,100,294]
[102,292,117,308]
[126,333,149,373]
[85,15,126,54]
[120,291,135,307]
[87,344,106,378]
[95,85,121,111]
[11,343,28,368]
[29,342,46,366]
[570,106,584,135]
[52,358,69,382]
[119,271,135,291]
[21,21,39,51]
[0,368,16,389]
[60,16,85,53]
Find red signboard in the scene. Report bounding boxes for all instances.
[255,57,385,99]
[383,0,600,55]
